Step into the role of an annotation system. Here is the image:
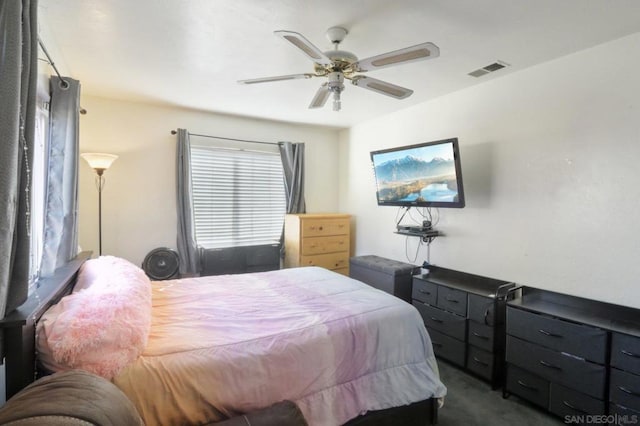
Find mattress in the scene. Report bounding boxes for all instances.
[113,266,446,426]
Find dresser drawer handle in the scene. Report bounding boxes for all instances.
[618,386,640,397]
[419,289,431,295]
[444,297,459,303]
[472,357,489,367]
[472,332,490,340]
[430,317,444,324]
[484,309,493,326]
[538,329,563,338]
[539,360,562,370]
[562,400,587,414]
[516,380,538,391]
[621,349,640,359]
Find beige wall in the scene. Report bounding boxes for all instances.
[77,33,640,308]
[78,97,340,267]
[338,32,640,308]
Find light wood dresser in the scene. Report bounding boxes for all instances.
[284,213,351,275]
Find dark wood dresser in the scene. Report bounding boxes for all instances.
[504,287,640,421]
[411,265,514,388]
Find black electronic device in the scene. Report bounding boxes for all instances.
[397,225,432,233]
[370,137,465,208]
[396,227,440,237]
[142,247,180,280]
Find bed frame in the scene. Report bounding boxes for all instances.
[0,252,92,400]
[346,398,438,425]
[0,252,438,424]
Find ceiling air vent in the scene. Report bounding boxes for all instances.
[468,60,509,78]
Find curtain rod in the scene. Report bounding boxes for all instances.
[170,130,278,146]
[37,38,87,115]
[38,38,68,88]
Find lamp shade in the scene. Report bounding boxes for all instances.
[81,153,118,171]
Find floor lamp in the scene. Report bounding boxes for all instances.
[81,153,118,256]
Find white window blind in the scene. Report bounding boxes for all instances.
[190,144,286,249]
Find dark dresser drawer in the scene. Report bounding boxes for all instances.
[611,333,640,375]
[468,321,494,352]
[506,364,549,409]
[610,403,640,419]
[412,278,437,305]
[436,286,467,316]
[507,307,607,364]
[549,383,605,417]
[413,301,466,341]
[411,266,512,389]
[468,293,494,325]
[610,368,640,412]
[467,345,493,380]
[427,328,466,367]
[506,336,606,399]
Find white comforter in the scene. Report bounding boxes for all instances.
[113,267,446,426]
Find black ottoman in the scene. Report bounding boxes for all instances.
[349,255,420,302]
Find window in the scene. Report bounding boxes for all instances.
[190,141,286,249]
[28,76,51,291]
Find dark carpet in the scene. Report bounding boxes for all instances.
[436,360,563,425]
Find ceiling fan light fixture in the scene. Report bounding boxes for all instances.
[327,72,345,111]
[244,29,441,111]
[327,71,344,86]
[332,91,341,111]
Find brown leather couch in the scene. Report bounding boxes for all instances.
[0,370,307,426]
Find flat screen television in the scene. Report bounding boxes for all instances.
[370,137,465,208]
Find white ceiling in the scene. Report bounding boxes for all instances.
[39,0,640,129]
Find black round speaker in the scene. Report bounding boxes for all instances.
[142,248,180,280]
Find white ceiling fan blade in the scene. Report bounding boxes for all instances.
[275,30,333,66]
[352,76,413,99]
[308,84,330,109]
[352,42,440,72]
[238,73,314,84]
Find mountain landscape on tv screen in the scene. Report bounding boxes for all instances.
[375,155,459,202]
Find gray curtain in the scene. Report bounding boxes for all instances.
[0,0,38,318]
[39,77,81,277]
[278,142,305,259]
[176,129,200,275]
[278,142,306,214]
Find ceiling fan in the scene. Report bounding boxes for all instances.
[238,27,440,111]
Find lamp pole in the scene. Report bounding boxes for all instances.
[96,168,105,256]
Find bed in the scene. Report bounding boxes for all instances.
[28,255,446,425]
